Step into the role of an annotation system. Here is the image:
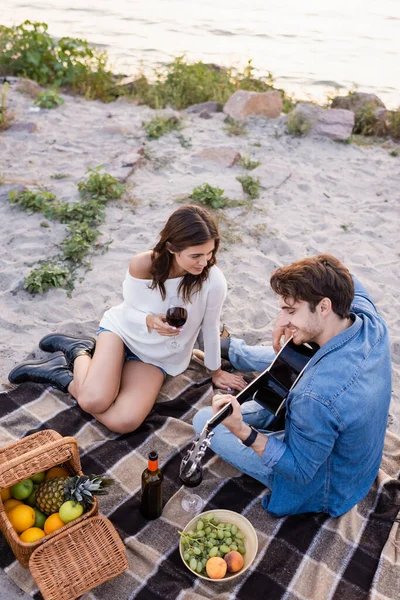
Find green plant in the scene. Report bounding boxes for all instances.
[143,115,182,140]
[389,149,399,157]
[353,102,378,136]
[177,133,192,148]
[223,116,247,136]
[34,89,64,108]
[0,82,14,130]
[239,155,261,170]
[8,189,61,218]
[236,175,261,199]
[287,111,312,136]
[388,108,400,139]
[340,223,353,232]
[189,183,228,209]
[50,172,70,179]
[78,166,124,202]
[24,262,70,294]
[61,223,99,262]
[0,21,114,101]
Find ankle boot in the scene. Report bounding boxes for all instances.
[39,333,96,369]
[8,354,73,393]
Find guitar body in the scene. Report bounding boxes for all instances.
[236,338,318,416]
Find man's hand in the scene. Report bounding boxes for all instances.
[211,369,247,392]
[272,322,292,353]
[211,394,246,437]
[146,314,180,336]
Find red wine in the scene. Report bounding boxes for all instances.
[140,451,163,519]
[166,307,187,328]
[180,465,203,488]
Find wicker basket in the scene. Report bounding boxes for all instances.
[0,430,128,598]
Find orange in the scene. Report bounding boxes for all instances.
[44,512,65,535]
[45,467,69,480]
[7,504,36,533]
[3,499,22,513]
[0,487,11,502]
[20,527,45,543]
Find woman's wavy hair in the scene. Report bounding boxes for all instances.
[270,254,354,318]
[150,205,220,302]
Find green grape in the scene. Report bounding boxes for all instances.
[235,531,244,539]
[190,558,197,570]
[209,532,217,539]
[205,526,211,534]
[193,547,201,555]
[217,530,224,540]
[238,545,246,555]
[231,525,238,535]
[183,551,190,561]
[196,561,203,573]
[230,543,238,551]
[205,513,214,521]
[220,544,230,554]
[225,523,232,531]
[196,520,204,531]
[212,517,219,525]
[209,546,218,557]
[225,537,232,545]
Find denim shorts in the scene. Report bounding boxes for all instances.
[97,327,167,378]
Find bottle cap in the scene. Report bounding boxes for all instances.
[148,451,158,471]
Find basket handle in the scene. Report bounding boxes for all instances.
[0,436,81,489]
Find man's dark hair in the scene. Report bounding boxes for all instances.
[270,254,354,318]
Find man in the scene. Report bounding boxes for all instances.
[193,254,392,517]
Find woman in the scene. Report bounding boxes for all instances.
[9,205,246,433]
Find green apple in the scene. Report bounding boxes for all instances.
[33,508,46,529]
[59,500,84,524]
[10,479,34,500]
[25,484,39,507]
[31,471,46,484]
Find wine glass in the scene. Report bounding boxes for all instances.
[179,464,203,513]
[165,296,187,351]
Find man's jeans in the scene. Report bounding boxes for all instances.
[193,338,282,489]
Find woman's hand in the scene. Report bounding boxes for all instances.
[211,369,247,392]
[146,314,180,336]
[211,393,244,437]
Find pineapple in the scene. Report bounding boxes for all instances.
[36,474,112,515]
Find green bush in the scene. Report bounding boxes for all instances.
[223,116,247,136]
[287,111,312,136]
[0,21,114,100]
[127,56,291,110]
[8,189,61,218]
[189,183,228,209]
[239,155,261,170]
[78,167,124,202]
[236,175,261,199]
[24,262,70,294]
[388,109,400,139]
[353,102,379,136]
[0,82,14,130]
[34,89,64,109]
[143,115,182,140]
[61,223,99,262]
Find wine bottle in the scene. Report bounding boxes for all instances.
[140,451,163,519]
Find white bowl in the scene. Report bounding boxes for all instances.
[179,509,258,581]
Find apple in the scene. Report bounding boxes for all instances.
[33,508,47,529]
[31,471,46,484]
[25,484,39,507]
[59,500,84,524]
[10,479,34,500]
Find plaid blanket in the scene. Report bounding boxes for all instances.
[0,358,399,600]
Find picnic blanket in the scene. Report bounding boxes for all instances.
[0,357,399,600]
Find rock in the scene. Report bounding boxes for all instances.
[374,108,389,136]
[121,153,144,168]
[288,104,354,141]
[223,90,282,120]
[199,110,212,119]
[331,92,386,113]
[195,147,241,167]
[108,154,144,182]
[8,122,38,134]
[186,101,222,114]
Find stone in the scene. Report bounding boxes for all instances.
[199,110,212,119]
[186,101,222,114]
[8,122,38,134]
[331,92,386,113]
[195,147,241,167]
[289,104,354,141]
[223,90,282,120]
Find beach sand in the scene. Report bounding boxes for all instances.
[0,82,399,441]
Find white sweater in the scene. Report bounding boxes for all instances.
[100,265,227,376]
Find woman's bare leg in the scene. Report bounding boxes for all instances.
[91,360,165,434]
[68,331,126,413]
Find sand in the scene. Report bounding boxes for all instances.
[0,81,399,437]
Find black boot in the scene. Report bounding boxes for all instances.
[39,333,96,369]
[8,354,73,393]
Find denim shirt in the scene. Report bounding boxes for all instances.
[261,277,392,517]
